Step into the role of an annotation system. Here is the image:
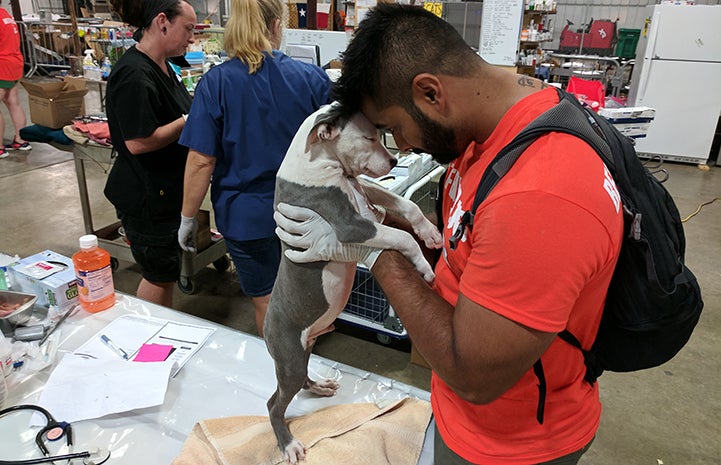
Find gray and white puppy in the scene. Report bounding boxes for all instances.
[264,103,442,464]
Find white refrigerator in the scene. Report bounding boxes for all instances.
[628,4,721,164]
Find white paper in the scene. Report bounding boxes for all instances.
[18,260,66,279]
[33,354,175,424]
[144,322,215,376]
[73,314,166,360]
[73,314,215,376]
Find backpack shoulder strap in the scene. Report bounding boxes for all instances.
[448,87,616,250]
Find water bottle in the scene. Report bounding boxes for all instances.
[101,57,112,80]
[72,235,115,313]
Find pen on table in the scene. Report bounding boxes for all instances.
[100,334,130,360]
[39,305,78,346]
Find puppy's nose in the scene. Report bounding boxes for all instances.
[390,157,398,168]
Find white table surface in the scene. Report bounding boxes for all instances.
[1,293,433,464]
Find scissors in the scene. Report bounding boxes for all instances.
[0,404,110,465]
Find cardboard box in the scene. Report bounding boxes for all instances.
[410,343,431,369]
[29,25,79,56]
[7,250,78,310]
[196,210,212,252]
[20,77,88,129]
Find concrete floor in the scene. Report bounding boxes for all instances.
[1,82,720,464]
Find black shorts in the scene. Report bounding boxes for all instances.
[118,212,181,284]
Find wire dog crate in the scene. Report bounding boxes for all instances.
[337,164,445,344]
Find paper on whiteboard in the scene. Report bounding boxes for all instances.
[480,0,524,66]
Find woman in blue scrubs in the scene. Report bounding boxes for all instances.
[178,0,331,336]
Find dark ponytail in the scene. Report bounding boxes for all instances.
[110,0,185,41]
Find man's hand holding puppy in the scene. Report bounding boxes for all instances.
[274,202,383,269]
[274,202,436,282]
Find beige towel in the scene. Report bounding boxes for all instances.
[172,397,431,465]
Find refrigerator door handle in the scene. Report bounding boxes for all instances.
[647,9,662,58]
[636,10,663,103]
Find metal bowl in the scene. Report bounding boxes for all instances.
[0,290,38,335]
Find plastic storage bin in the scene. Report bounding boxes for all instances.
[616,28,641,59]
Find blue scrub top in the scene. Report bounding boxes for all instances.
[179,51,331,241]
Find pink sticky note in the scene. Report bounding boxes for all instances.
[133,343,174,362]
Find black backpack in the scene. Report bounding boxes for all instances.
[446,87,703,424]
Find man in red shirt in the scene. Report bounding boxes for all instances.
[0,4,31,157]
[275,4,624,464]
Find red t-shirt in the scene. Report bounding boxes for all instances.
[432,87,624,464]
[0,8,24,82]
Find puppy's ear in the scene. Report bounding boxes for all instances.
[304,125,329,153]
[305,128,320,153]
[304,103,346,152]
[304,123,341,153]
[316,123,341,141]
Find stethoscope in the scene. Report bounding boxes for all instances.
[0,404,110,465]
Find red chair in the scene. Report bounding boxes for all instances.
[567,76,605,112]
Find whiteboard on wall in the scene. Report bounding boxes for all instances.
[281,29,352,66]
[479,0,524,66]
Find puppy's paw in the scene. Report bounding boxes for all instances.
[284,439,306,464]
[418,264,436,283]
[413,219,443,249]
[408,254,435,283]
[307,379,340,397]
[423,228,443,249]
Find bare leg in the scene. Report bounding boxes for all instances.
[0,88,7,147]
[136,279,174,308]
[2,86,28,144]
[251,293,270,337]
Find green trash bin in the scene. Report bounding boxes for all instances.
[616,28,641,59]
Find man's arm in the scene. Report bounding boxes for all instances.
[125,117,186,155]
[371,250,555,404]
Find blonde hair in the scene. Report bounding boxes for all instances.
[224,0,286,74]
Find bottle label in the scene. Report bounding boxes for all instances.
[0,267,8,291]
[76,264,115,302]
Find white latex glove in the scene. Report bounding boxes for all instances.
[178,214,199,253]
[274,203,382,269]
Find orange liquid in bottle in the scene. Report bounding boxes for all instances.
[73,234,115,313]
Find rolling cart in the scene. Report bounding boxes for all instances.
[337,163,446,344]
[72,142,230,295]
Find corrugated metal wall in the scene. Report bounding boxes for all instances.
[551,0,721,49]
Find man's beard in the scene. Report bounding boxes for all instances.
[408,104,462,165]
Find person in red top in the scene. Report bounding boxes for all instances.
[0,3,31,158]
[273,4,624,464]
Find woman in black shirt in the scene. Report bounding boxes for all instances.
[104,0,196,307]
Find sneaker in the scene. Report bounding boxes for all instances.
[7,139,32,151]
[0,146,8,159]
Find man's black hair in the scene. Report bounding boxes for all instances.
[332,3,480,117]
